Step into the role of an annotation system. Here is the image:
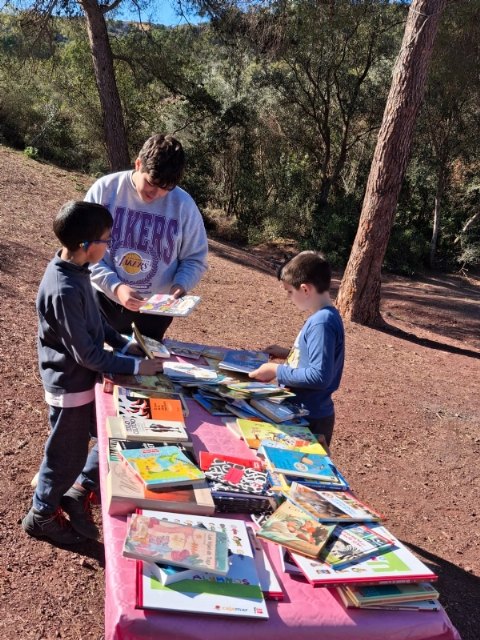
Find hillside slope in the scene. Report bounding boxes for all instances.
[0,145,479,639]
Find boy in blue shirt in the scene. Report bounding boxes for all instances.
[22,201,164,545]
[249,251,345,447]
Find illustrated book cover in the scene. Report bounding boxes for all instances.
[203,455,269,496]
[236,419,320,450]
[286,483,383,523]
[249,398,308,423]
[218,350,269,374]
[288,524,438,587]
[131,322,170,358]
[256,500,335,559]
[117,445,205,489]
[105,459,214,516]
[139,294,201,316]
[103,372,174,394]
[319,523,396,569]
[261,446,343,482]
[123,512,229,574]
[135,509,269,619]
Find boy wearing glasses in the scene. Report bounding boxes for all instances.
[22,201,164,545]
[85,133,208,341]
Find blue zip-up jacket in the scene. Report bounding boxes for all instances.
[37,252,136,395]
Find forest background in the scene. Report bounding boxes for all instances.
[1,0,479,278]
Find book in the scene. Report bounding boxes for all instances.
[105,460,215,516]
[289,525,438,587]
[162,339,228,361]
[136,510,269,619]
[225,382,296,400]
[149,563,202,586]
[249,398,308,423]
[259,437,327,456]
[123,513,229,575]
[261,447,342,482]
[139,294,201,316]
[319,524,396,569]
[246,526,284,600]
[103,372,175,394]
[131,323,170,358]
[256,500,335,558]
[192,392,234,416]
[286,483,383,523]
[115,387,185,423]
[117,445,205,489]
[218,350,269,374]
[204,457,270,496]
[236,419,320,450]
[341,581,440,606]
[199,451,264,472]
[163,362,228,385]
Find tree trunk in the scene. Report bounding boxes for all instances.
[336,0,446,325]
[78,0,130,171]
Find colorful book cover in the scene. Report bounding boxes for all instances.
[105,460,215,517]
[259,437,327,456]
[136,510,269,619]
[218,350,269,374]
[149,563,201,586]
[131,323,170,358]
[225,382,296,399]
[192,392,234,416]
[103,373,174,394]
[199,451,264,472]
[163,362,226,384]
[289,524,438,587]
[236,419,319,450]
[262,447,341,481]
[249,398,307,423]
[256,500,336,558]
[123,513,229,574]
[139,294,201,317]
[320,524,396,569]
[117,445,205,489]
[115,387,185,423]
[286,483,383,523]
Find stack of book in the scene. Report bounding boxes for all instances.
[125,509,274,619]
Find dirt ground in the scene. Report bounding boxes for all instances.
[0,146,479,640]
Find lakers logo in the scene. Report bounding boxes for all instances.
[119,252,150,275]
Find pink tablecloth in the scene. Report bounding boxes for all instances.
[95,384,461,640]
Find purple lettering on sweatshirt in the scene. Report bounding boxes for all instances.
[124,210,141,246]
[164,218,178,263]
[151,216,166,257]
[137,213,153,252]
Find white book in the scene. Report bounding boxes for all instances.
[136,509,269,619]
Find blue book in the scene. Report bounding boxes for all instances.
[262,447,341,482]
[218,350,269,374]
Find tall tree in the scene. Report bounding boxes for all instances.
[14,0,130,170]
[336,0,446,325]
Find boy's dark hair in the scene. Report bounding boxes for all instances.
[138,134,185,189]
[278,250,331,293]
[53,201,113,251]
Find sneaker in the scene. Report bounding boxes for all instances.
[61,488,100,540]
[22,508,85,545]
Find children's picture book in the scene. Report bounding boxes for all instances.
[105,460,214,517]
[289,524,438,587]
[119,414,189,444]
[117,445,205,489]
[218,350,269,374]
[341,581,439,606]
[199,451,264,472]
[135,509,269,619]
[256,500,335,559]
[139,294,201,316]
[192,392,234,416]
[163,362,227,385]
[225,382,296,399]
[131,322,170,358]
[115,387,185,423]
[249,398,308,423]
[262,447,342,482]
[236,419,320,450]
[123,513,229,574]
[246,526,284,600]
[286,483,383,523]
[319,524,396,569]
[103,372,174,394]
[162,339,227,361]
[259,436,327,456]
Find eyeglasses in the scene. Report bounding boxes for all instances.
[80,238,112,249]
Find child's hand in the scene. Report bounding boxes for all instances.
[116,284,145,311]
[249,362,279,382]
[169,284,186,299]
[138,358,164,375]
[264,344,290,359]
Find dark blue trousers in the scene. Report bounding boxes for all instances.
[33,401,98,514]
